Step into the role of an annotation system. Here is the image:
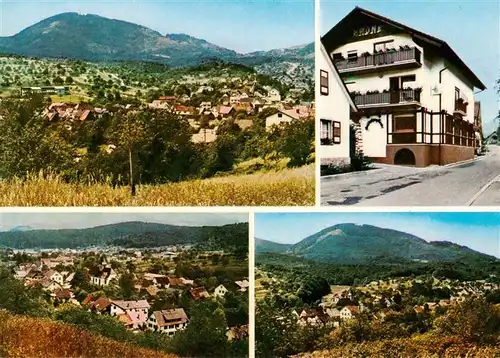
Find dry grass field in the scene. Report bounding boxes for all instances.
[296,335,500,358]
[0,311,175,358]
[0,165,315,206]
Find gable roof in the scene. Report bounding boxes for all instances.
[322,6,486,90]
[320,42,358,112]
[111,300,150,311]
[152,308,188,327]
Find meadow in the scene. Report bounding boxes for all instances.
[0,310,173,358]
[0,165,314,206]
[297,335,500,358]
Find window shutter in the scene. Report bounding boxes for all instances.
[320,70,329,95]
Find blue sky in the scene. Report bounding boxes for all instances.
[0,0,314,53]
[0,212,248,230]
[255,212,500,257]
[320,1,500,135]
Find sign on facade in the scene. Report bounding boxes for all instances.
[353,25,382,37]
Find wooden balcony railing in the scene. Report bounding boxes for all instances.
[353,89,421,107]
[334,47,421,72]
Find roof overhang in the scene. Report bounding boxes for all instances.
[321,6,486,91]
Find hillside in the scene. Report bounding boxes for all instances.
[0,221,248,250]
[300,335,500,358]
[0,310,172,358]
[0,13,237,67]
[274,223,497,264]
[0,12,312,85]
[255,238,292,254]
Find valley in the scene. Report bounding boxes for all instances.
[0,12,314,206]
[255,222,500,357]
[0,219,249,357]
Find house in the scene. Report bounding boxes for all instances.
[214,284,229,298]
[50,289,75,303]
[147,308,188,336]
[200,101,212,111]
[117,310,149,330]
[266,88,281,102]
[218,105,235,119]
[189,287,210,300]
[297,308,330,326]
[175,105,196,116]
[235,280,250,292]
[321,7,486,166]
[340,306,358,320]
[90,297,112,314]
[318,41,359,165]
[326,307,341,319]
[44,270,64,286]
[89,265,117,286]
[265,110,299,129]
[110,300,150,329]
[110,300,150,317]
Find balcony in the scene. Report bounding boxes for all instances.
[334,47,422,75]
[352,89,422,108]
[454,98,468,116]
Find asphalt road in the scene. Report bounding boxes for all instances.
[321,146,500,206]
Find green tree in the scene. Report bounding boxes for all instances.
[172,301,230,357]
[109,110,148,195]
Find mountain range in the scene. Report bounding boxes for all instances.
[0,221,248,252]
[256,223,497,264]
[0,12,313,82]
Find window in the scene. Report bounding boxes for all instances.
[320,119,332,141]
[332,53,343,61]
[455,87,460,101]
[374,40,394,52]
[320,119,341,144]
[347,50,358,62]
[320,70,329,95]
[401,75,416,86]
[393,114,416,132]
[277,113,282,118]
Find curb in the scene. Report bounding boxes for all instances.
[443,155,488,169]
[467,174,500,206]
[321,168,384,181]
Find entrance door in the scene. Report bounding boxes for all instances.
[389,77,400,104]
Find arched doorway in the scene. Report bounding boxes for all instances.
[394,148,416,166]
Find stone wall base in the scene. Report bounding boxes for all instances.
[373,144,475,167]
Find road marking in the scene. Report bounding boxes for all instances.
[467,174,500,206]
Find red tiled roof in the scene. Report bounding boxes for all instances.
[219,106,234,115]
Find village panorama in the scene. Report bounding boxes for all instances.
[0,213,249,357]
[0,8,315,206]
[254,212,500,357]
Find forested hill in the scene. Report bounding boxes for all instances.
[0,221,248,253]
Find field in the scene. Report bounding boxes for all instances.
[0,310,174,358]
[297,335,500,358]
[0,165,314,206]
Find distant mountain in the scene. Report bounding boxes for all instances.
[255,238,292,254]
[9,226,36,232]
[282,223,496,264]
[0,221,248,252]
[0,12,313,84]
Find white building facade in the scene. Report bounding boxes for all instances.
[317,42,358,165]
[320,7,486,166]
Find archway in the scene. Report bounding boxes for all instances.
[394,148,416,166]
